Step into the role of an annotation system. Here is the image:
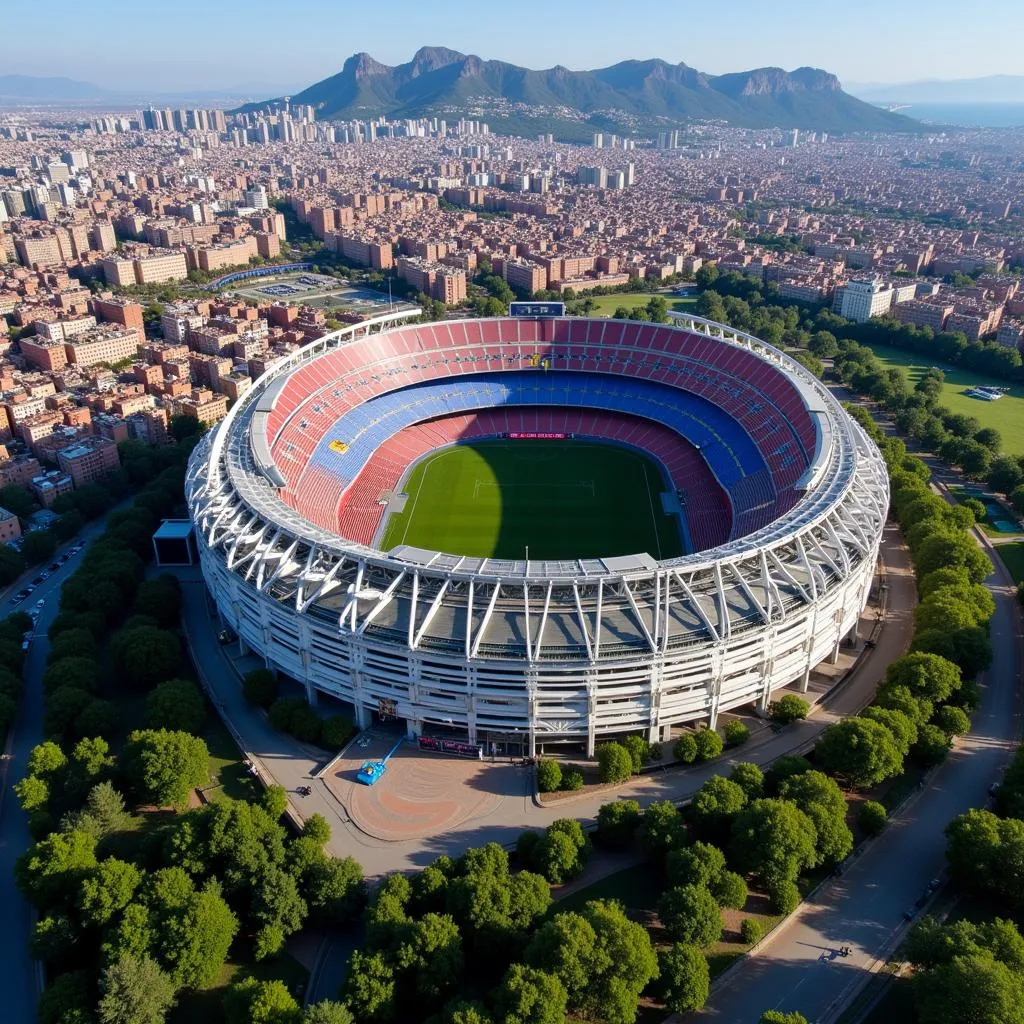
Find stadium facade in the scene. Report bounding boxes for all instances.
[186,313,888,756]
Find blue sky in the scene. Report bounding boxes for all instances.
[5,0,1024,92]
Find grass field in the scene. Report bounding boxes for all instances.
[862,342,1024,455]
[583,294,698,318]
[379,440,684,560]
[997,541,1024,585]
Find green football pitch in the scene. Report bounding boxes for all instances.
[379,440,685,561]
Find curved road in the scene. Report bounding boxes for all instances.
[0,514,126,1024]
[691,548,1022,1021]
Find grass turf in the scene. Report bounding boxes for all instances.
[860,342,1024,455]
[583,293,697,318]
[996,541,1024,585]
[379,439,684,561]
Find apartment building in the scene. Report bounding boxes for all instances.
[171,387,228,426]
[134,249,188,284]
[55,435,120,486]
[64,326,141,368]
[835,277,895,323]
[0,506,21,545]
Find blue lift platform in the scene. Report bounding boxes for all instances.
[356,736,404,785]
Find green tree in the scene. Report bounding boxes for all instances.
[15,829,98,909]
[730,799,817,885]
[639,799,685,857]
[79,857,143,927]
[38,971,92,1024]
[690,776,748,844]
[656,943,710,1013]
[621,734,651,773]
[97,953,176,1024]
[305,857,366,924]
[693,727,724,761]
[858,800,888,837]
[724,720,750,747]
[885,653,962,705]
[493,964,567,1024]
[122,729,209,808]
[935,705,971,737]
[916,534,991,584]
[0,544,25,584]
[672,733,698,763]
[778,770,853,866]
[252,865,308,938]
[657,885,722,947]
[596,743,633,783]
[667,842,727,889]
[395,912,464,1004]
[914,723,953,767]
[302,1002,354,1024]
[27,740,68,778]
[224,977,301,1024]
[262,784,289,820]
[595,800,641,849]
[524,912,601,1002]
[112,627,182,689]
[815,718,903,788]
[760,1012,809,1024]
[768,695,810,725]
[713,870,749,910]
[729,762,765,799]
[148,871,238,988]
[145,679,205,734]
[578,899,659,1024]
[535,759,562,793]
[914,953,1024,1024]
[945,809,1024,904]
[860,706,917,756]
[342,949,395,1022]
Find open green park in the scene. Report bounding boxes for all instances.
[582,293,698,318]
[862,342,1024,456]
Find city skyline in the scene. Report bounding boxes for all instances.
[4,0,1024,94]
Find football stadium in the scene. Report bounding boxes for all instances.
[186,311,888,755]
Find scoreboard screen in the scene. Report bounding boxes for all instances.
[508,301,566,318]
[507,432,572,440]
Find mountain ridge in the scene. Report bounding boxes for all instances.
[238,46,919,132]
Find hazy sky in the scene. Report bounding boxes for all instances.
[5,0,1024,92]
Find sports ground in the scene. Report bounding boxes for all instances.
[864,342,1024,455]
[379,439,685,560]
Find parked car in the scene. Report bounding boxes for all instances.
[217,629,237,645]
[48,563,60,572]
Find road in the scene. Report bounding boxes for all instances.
[0,514,124,1024]
[692,557,1022,1016]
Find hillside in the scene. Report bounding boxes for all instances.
[238,46,920,133]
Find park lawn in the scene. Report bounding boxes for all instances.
[170,951,309,1024]
[861,342,1024,456]
[203,711,261,802]
[583,293,698,318]
[555,863,664,916]
[997,541,1024,585]
[380,440,684,561]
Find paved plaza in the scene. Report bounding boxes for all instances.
[323,730,524,841]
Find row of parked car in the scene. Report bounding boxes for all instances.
[8,542,85,609]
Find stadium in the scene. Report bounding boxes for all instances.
[185,311,888,756]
